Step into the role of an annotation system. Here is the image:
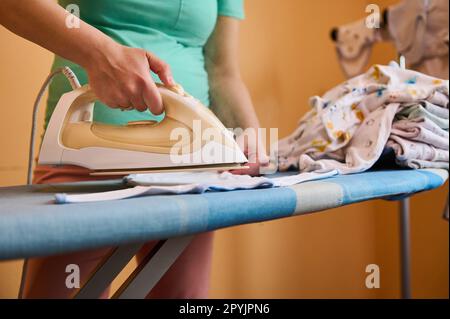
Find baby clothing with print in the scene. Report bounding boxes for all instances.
[387,135,449,162]
[278,64,449,174]
[391,119,449,150]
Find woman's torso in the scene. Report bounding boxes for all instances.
[47,0,220,126]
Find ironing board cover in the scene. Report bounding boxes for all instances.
[0,169,447,260]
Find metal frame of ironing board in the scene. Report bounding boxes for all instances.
[74,236,193,299]
[68,199,414,299]
[399,198,411,299]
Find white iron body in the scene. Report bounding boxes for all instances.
[38,85,247,174]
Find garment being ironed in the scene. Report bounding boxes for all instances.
[53,170,339,204]
[278,64,449,175]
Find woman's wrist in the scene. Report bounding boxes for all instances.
[78,34,121,71]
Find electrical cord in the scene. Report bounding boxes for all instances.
[19,66,81,299]
[26,67,81,185]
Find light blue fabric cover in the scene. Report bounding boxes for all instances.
[0,169,447,260]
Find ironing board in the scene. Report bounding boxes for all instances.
[0,169,448,298]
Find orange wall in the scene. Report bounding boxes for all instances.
[211,0,448,299]
[0,0,448,299]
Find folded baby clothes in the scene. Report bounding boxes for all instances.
[396,103,449,130]
[388,99,449,170]
[397,158,449,170]
[387,135,449,163]
[416,101,449,119]
[300,103,401,174]
[426,91,449,108]
[54,170,338,204]
[278,64,449,174]
[393,117,449,138]
[391,119,449,150]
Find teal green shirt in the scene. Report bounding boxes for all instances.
[47,0,244,126]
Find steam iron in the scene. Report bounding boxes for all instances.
[38,84,248,175]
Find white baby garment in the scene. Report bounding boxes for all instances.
[54,170,338,204]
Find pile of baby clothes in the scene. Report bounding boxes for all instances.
[277,63,449,175]
[387,101,449,169]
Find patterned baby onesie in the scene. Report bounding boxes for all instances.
[278,64,449,174]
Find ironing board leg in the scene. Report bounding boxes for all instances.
[18,259,28,298]
[113,235,193,299]
[74,243,143,299]
[399,198,412,299]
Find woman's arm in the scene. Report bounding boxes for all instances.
[204,17,259,130]
[0,0,173,114]
[205,16,269,175]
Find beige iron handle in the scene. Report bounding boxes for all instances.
[68,83,206,129]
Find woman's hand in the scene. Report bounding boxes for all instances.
[230,129,270,176]
[0,0,174,114]
[86,42,175,114]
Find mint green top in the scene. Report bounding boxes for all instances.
[47,0,244,127]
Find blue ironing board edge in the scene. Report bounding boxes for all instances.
[0,169,447,260]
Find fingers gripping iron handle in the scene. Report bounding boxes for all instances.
[60,83,244,156]
[67,84,210,130]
